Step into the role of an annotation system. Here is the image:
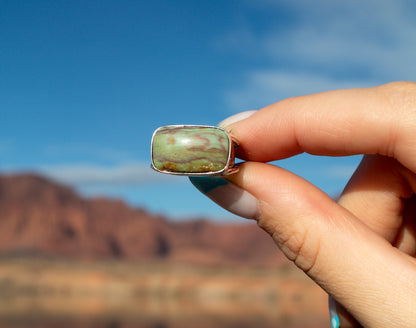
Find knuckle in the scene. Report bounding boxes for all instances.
[379,81,416,114]
[258,214,322,274]
[290,228,321,275]
[377,82,416,167]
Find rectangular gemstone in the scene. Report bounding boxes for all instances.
[151,126,230,174]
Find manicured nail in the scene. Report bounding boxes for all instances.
[218,110,257,128]
[189,176,260,220]
[328,296,340,328]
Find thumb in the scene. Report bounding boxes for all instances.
[197,161,416,327]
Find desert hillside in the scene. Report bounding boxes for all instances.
[0,173,286,267]
[0,173,329,328]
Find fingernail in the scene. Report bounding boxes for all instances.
[189,176,260,220]
[328,296,340,328]
[218,110,257,128]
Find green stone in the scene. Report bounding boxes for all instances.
[151,126,230,174]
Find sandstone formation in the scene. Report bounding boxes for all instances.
[0,173,287,267]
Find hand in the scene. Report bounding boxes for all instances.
[190,82,416,327]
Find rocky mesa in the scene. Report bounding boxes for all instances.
[0,173,287,267]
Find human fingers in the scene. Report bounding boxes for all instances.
[224,162,416,327]
[190,161,416,326]
[225,82,416,172]
[397,194,416,256]
[338,154,416,253]
[334,155,416,327]
[189,83,416,326]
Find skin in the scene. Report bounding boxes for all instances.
[223,82,416,327]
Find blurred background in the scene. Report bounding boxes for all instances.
[1,0,415,327]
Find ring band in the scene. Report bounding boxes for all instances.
[151,125,239,176]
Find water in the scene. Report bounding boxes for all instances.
[0,296,327,328]
[0,258,328,328]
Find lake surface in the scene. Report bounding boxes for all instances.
[0,258,329,328]
[0,296,328,328]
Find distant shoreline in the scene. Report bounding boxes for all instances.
[0,256,327,328]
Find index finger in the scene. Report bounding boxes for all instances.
[225,82,416,172]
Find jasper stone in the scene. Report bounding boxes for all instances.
[151,126,230,174]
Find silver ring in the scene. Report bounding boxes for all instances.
[151,125,239,176]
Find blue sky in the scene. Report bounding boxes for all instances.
[1,0,416,220]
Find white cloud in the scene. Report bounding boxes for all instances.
[220,0,416,111]
[225,71,377,110]
[43,143,135,163]
[37,162,179,187]
[258,4,416,78]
